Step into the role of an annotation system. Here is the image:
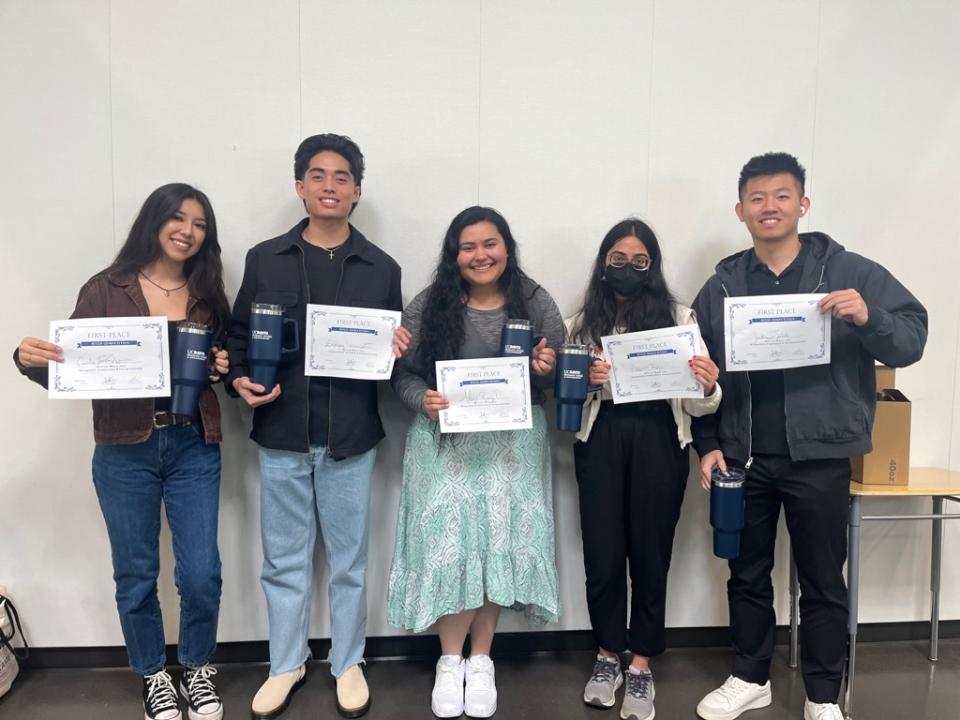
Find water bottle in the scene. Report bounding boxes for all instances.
[170,322,212,416]
[500,318,533,358]
[248,302,300,392]
[710,466,746,559]
[554,344,590,432]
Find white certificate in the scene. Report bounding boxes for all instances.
[601,325,705,404]
[304,304,401,380]
[436,356,533,433]
[724,294,830,372]
[49,317,170,399]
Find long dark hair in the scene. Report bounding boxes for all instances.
[417,206,533,385]
[570,218,678,344]
[101,183,231,338]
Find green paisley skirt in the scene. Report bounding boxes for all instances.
[387,405,561,632]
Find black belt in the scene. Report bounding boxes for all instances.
[153,412,195,429]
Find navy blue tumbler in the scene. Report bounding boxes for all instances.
[248,302,299,393]
[710,466,746,559]
[554,344,590,432]
[170,321,212,416]
[500,319,533,358]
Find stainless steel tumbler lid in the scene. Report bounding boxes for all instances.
[712,478,744,489]
[251,303,284,316]
[504,318,531,330]
[558,343,589,356]
[711,467,746,488]
[175,321,210,335]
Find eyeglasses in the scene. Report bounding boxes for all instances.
[606,252,651,271]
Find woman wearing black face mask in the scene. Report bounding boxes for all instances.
[565,219,720,719]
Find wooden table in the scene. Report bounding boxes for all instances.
[787,467,960,719]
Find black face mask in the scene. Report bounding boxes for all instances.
[604,265,649,297]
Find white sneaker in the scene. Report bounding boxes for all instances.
[431,655,465,718]
[696,675,772,720]
[804,699,844,720]
[464,654,497,718]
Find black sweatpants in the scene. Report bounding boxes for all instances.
[573,400,689,657]
[728,453,850,703]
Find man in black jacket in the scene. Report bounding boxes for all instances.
[693,153,927,720]
[226,134,410,719]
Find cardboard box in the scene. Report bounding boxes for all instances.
[875,364,896,391]
[851,389,911,486]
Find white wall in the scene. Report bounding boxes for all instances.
[2,0,958,648]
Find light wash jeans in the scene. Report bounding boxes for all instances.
[92,424,222,675]
[258,444,376,678]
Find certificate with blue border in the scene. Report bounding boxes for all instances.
[724,294,830,372]
[601,325,704,404]
[436,356,533,433]
[49,316,170,399]
[304,304,401,380]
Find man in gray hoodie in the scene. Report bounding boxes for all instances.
[692,153,927,720]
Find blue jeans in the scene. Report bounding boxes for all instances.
[258,445,376,678]
[92,424,222,675]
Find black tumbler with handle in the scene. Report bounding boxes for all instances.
[554,344,590,432]
[170,321,212,416]
[500,318,533,358]
[710,466,746,559]
[248,302,300,393]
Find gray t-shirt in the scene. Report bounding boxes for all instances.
[391,279,565,415]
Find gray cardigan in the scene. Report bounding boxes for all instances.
[392,279,565,415]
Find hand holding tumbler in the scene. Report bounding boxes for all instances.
[248,303,299,393]
[499,319,533,358]
[170,322,212,416]
[554,344,590,432]
[710,466,746,559]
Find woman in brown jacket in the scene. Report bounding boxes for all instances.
[15,183,231,720]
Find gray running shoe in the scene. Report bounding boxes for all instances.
[583,655,623,708]
[620,670,654,720]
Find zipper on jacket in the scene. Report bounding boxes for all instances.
[780,262,827,457]
[296,245,313,453]
[326,247,354,458]
[744,370,753,469]
[810,264,826,293]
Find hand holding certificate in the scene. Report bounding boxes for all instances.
[601,325,705,403]
[305,304,402,380]
[436,356,533,433]
[49,317,171,399]
[724,293,830,372]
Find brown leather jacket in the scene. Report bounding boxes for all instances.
[14,271,223,445]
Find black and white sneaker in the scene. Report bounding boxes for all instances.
[143,669,182,720]
[180,664,223,720]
